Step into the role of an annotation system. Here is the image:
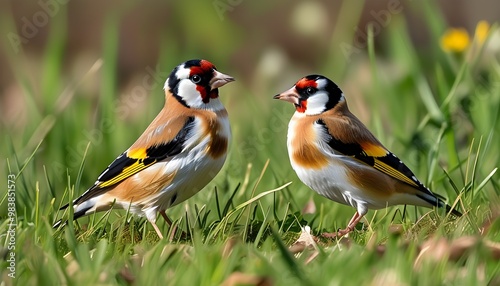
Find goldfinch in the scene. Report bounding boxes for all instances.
[53,59,234,239]
[274,75,461,237]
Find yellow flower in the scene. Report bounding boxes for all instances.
[440,21,491,53]
[474,20,490,45]
[440,28,470,53]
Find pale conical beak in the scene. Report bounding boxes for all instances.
[273,86,300,105]
[210,70,235,90]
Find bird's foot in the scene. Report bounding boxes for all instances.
[321,227,353,239]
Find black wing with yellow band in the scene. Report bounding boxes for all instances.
[65,117,195,207]
[317,120,427,192]
[317,120,461,216]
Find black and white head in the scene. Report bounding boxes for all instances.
[165,59,234,110]
[274,75,344,115]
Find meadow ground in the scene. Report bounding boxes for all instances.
[1,1,500,285]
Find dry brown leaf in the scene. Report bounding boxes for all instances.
[289,226,318,254]
[415,236,500,269]
[288,242,307,254]
[221,272,273,286]
[448,236,479,260]
[289,226,320,264]
[415,237,453,269]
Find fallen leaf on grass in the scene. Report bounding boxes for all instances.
[289,226,318,254]
[289,226,320,264]
[414,236,500,269]
[221,272,273,286]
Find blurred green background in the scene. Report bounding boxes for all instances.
[2,0,500,228]
[2,0,499,209]
[1,1,500,284]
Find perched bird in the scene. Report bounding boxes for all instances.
[274,75,461,237]
[53,59,234,239]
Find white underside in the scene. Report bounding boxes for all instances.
[292,156,392,216]
[78,113,230,222]
[140,115,230,222]
[287,113,425,216]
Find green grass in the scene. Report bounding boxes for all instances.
[2,1,500,285]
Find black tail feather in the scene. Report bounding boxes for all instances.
[444,203,462,217]
[59,202,70,211]
[416,193,462,217]
[52,205,92,229]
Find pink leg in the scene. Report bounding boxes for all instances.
[146,211,171,239]
[149,219,164,239]
[160,210,173,226]
[159,210,187,240]
[322,212,364,238]
[347,212,361,228]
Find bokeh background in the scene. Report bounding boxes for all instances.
[1,1,500,284]
[1,0,500,228]
[2,0,499,126]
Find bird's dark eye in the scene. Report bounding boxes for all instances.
[306,87,316,95]
[191,75,201,84]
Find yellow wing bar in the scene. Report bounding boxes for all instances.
[373,158,419,188]
[98,158,155,188]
